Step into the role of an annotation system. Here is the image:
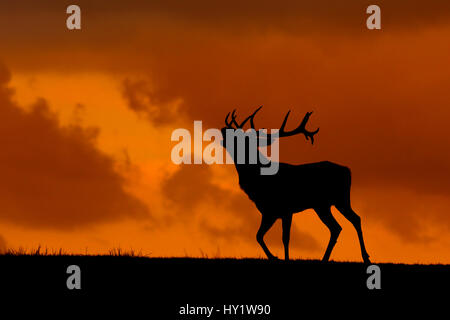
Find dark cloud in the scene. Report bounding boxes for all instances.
[162,164,320,252]
[121,78,182,126]
[0,0,448,249]
[161,164,221,211]
[0,64,149,229]
[362,188,450,243]
[1,1,450,72]
[2,1,450,36]
[148,28,450,243]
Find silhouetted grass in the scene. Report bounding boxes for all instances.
[4,245,70,256]
[1,247,447,267]
[0,248,448,309]
[2,246,149,257]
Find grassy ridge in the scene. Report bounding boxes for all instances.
[0,254,448,314]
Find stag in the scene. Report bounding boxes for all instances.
[220,107,371,263]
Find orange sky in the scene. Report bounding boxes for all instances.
[0,1,449,263]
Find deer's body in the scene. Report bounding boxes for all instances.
[222,107,371,263]
[238,161,351,215]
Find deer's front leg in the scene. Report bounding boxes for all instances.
[282,214,293,261]
[256,214,278,260]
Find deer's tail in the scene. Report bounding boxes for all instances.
[332,165,352,205]
[346,166,352,187]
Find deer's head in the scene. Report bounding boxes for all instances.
[220,107,319,175]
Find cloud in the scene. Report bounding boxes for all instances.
[121,78,183,126]
[1,0,449,250]
[2,1,450,72]
[2,1,450,38]
[0,64,149,229]
[162,164,320,252]
[162,164,221,211]
[143,27,450,243]
[361,187,450,243]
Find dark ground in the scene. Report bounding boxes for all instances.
[0,255,448,316]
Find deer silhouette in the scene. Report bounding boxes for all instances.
[220,107,371,263]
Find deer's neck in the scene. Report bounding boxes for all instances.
[235,163,260,177]
[233,149,270,181]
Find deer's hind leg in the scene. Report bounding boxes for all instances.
[256,214,278,260]
[335,203,371,263]
[315,206,342,262]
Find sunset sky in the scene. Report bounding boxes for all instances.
[0,1,449,263]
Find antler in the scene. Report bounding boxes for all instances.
[279,111,319,144]
[224,110,238,128]
[238,106,263,129]
[225,107,319,144]
[225,106,263,129]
